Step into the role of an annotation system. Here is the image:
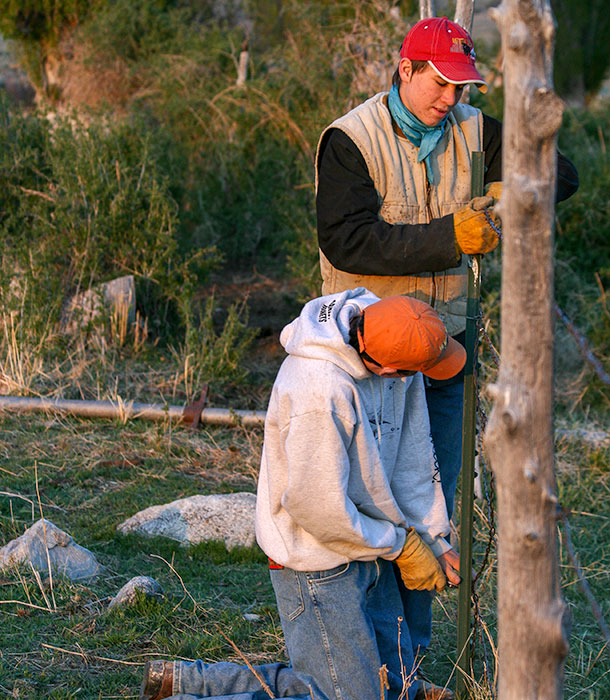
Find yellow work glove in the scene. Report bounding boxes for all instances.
[453,195,501,255]
[485,181,502,202]
[394,527,447,593]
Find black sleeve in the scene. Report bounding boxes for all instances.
[316,129,461,277]
[482,114,579,202]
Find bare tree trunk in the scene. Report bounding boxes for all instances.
[454,0,475,34]
[485,1,570,698]
[236,41,249,86]
[454,0,475,104]
[419,0,436,19]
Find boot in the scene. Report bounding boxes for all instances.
[414,678,455,699]
[140,660,174,700]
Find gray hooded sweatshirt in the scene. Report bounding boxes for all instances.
[255,288,451,571]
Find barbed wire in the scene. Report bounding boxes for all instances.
[468,320,498,696]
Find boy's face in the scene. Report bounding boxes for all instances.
[398,59,465,126]
[361,355,416,378]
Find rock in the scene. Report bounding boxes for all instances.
[118,492,256,550]
[61,275,136,335]
[0,35,35,107]
[108,576,163,609]
[243,613,261,622]
[0,519,102,581]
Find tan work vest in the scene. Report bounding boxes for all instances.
[316,92,483,336]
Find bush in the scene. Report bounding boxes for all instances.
[171,296,259,397]
[0,0,93,43]
[62,0,415,270]
[555,107,610,406]
[551,0,610,106]
[0,101,219,345]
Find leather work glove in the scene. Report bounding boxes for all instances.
[394,528,447,593]
[453,195,501,256]
[485,181,502,202]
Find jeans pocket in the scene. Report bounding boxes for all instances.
[307,561,352,585]
[272,569,305,621]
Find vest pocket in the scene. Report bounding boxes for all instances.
[439,201,470,217]
[380,202,423,225]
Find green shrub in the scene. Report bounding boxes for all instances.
[555,107,610,406]
[0,101,219,345]
[556,108,610,290]
[67,0,414,269]
[0,0,97,89]
[0,0,93,43]
[171,296,258,396]
[551,0,610,105]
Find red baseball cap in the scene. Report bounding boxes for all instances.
[357,296,466,380]
[400,17,487,93]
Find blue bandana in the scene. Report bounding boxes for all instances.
[388,84,448,185]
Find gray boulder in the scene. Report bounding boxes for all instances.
[0,519,102,581]
[117,492,256,549]
[61,275,136,335]
[108,576,164,609]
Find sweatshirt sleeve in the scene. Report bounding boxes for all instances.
[316,128,461,276]
[280,409,407,561]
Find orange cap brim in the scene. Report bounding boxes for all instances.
[420,336,467,380]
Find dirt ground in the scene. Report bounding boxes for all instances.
[199,271,306,367]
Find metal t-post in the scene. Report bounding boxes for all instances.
[456,151,485,698]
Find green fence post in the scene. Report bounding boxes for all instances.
[455,150,485,698]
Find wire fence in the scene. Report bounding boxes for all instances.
[466,310,610,693]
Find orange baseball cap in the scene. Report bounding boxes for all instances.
[357,296,466,380]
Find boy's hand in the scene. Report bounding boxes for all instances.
[394,528,447,593]
[453,199,501,255]
[437,548,461,587]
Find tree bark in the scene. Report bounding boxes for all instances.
[419,0,436,20]
[454,0,475,104]
[485,1,570,699]
[454,0,475,34]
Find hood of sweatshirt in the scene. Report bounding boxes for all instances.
[280,288,379,380]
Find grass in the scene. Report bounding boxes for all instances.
[0,412,275,699]
[1,354,608,698]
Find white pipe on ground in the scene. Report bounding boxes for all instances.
[0,396,266,427]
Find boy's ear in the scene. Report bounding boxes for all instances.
[398,57,413,82]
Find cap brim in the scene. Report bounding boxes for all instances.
[421,336,467,380]
[429,61,488,93]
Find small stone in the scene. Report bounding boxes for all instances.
[243,613,262,622]
[108,576,164,609]
[61,275,136,335]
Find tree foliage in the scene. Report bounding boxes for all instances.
[552,0,610,105]
[0,0,93,43]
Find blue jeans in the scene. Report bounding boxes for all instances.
[169,560,420,699]
[397,379,464,656]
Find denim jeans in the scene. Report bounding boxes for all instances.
[397,379,464,656]
[170,559,420,699]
